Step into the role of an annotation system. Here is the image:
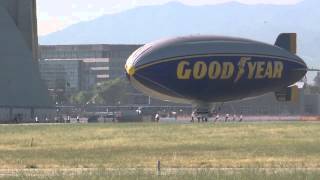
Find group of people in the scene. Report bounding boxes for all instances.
[214,113,243,122]
[154,112,244,123]
[34,115,80,123]
[191,113,243,123]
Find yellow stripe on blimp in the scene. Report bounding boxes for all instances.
[290,33,297,54]
[291,85,299,103]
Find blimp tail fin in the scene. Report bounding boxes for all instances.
[274,86,299,103]
[275,33,297,54]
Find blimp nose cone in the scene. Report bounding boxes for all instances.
[125,64,136,76]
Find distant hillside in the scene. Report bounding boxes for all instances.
[40,0,320,69]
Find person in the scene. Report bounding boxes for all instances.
[214,114,219,122]
[191,112,195,123]
[155,113,160,122]
[35,116,39,123]
[136,109,142,115]
[172,112,177,121]
[67,115,70,123]
[225,114,229,122]
[76,115,80,123]
[239,113,243,122]
[203,116,208,123]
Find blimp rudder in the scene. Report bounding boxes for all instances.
[275,33,297,54]
[274,33,303,103]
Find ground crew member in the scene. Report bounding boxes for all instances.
[191,112,195,123]
[214,114,219,122]
[155,113,160,122]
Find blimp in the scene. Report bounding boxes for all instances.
[125,33,308,119]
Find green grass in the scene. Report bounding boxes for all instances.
[0,122,320,178]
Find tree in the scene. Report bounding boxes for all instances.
[68,77,131,105]
[70,91,92,105]
[96,78,130,105]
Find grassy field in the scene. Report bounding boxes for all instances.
[0,122,320,179]
[2,169,320,180]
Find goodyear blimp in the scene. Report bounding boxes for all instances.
[125,33,308,118]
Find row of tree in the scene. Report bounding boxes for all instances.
[69,78,132,105]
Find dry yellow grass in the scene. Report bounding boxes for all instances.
[0,122,320,170]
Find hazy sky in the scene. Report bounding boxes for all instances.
[37,0,303,36]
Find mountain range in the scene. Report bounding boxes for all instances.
[40,0,320,69]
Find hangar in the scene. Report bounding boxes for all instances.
[0,0,52,122]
